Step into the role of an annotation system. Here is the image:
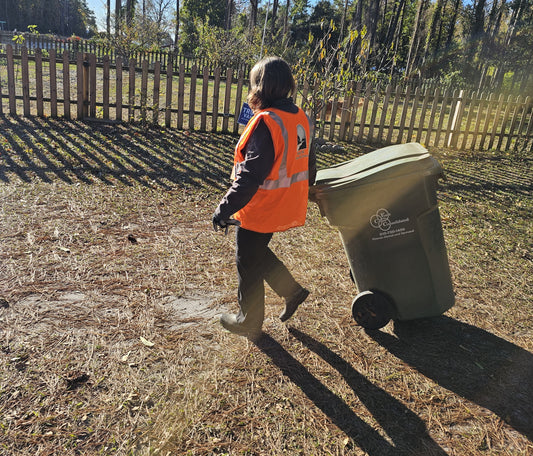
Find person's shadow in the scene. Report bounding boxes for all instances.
[253,331,449,455]
[366,316,533,441]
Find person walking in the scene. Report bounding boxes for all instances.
[213,56,316,337]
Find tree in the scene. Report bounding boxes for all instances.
[126,0,136,26]
[174,0,180,48]
[271,0,279,36]
[283,0,291,37]
[249,0,259,38]
[3,0,96,36]
[424,0,446,60]
[179,0,226,52]
[225,0,234,30]
[116,0,121,35]
[107,0,111,35]
[294,18,370,127]
[406,0,429,76]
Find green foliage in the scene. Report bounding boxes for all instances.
[190,19,259,67]
[180,0,227,53]
[12,33,24,45]
[11,25,40,46]
[293,19,369,124]
[3,0,96,37]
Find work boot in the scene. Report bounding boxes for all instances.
[220,313,262,338]
[280,288,309,322]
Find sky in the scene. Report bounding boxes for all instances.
[86,0,106,30]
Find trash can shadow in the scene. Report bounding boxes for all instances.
[367,316,533,440]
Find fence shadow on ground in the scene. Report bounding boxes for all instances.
[366,316,533,441]
[0,115,236,190]
[1,115,530,202]
[438,152,533,207]
[254,331,449,455]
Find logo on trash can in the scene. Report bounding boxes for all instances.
[370,208,414,241]
[370,208,392,232]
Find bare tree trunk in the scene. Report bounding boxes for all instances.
[339,0,349,43]
[505,0,524,46]
[423,0,445,61]
[349,0,364,68]
[126,0,135,27]
[271,0,279,37]
[381,0,406,73]
[434,0,448,55]
[445,0,461,49]
[115,0,122,36]
[384,0,404,52]
[283,0,290,38]
[472,0,487,40]
[225,0,233,30]
[107,0,111,35]
[391,0,407,75]
[406,0,428,76]
[174,0,180,48]
[366,0,380,51]
[365,0,380,70]
[250,0,258,41]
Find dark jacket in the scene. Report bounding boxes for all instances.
[215,98,316,222]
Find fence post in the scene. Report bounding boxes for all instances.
[103,55,110,119]
[116,56,123,121]
[153,61,161,125]
[89,54,97,118]
[35,48,44,117]
[77,53,90,119]
[189,65,198,130]
[21,47,30,116]
[222,68,233,133]
[63,50,71,119]
[50,49,58,118]
[6,45,16,115]
[128,58,136,122]
[141,59,148,123]
[165,60,173,127]
[447,89,464,148]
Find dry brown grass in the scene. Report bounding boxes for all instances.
[0,115,532,455]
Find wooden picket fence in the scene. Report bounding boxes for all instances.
[1,45,532,151]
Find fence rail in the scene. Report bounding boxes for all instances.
[1,45,532,152]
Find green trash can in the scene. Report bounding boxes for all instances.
[310,142,454,329]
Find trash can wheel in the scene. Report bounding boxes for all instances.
[351,290,395,330]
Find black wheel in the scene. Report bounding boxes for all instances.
[351,290,395,330]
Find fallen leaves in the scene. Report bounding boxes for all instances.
[139,336,155,347]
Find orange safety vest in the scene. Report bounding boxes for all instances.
[232,107,312,233]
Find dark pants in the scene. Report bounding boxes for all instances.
[235,226,301,326]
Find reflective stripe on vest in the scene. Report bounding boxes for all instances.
[258,111,309,190]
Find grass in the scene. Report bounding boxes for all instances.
[0,115,532,455]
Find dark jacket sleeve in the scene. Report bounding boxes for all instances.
[308,137,317,186]
[214,119,275,221]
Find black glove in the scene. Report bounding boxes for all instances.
[212,213,241,234]
[212,214,227,232]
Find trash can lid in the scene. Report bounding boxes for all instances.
[314,143,442,190]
